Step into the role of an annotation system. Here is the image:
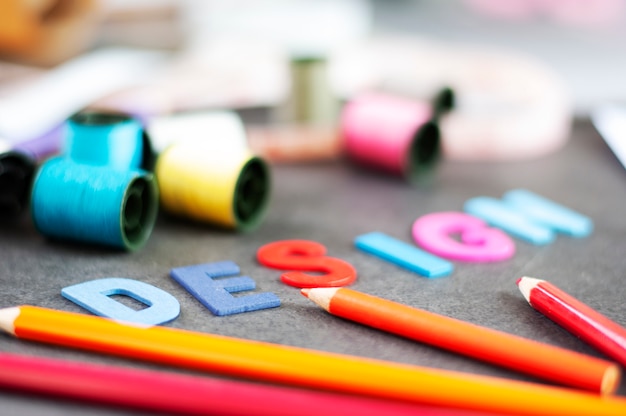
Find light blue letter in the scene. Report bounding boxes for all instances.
[62,277,180,325]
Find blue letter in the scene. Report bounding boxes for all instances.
[464,189,592,245]
[170,260,280,316]
[355,232,453,278]
[62,277,180,325]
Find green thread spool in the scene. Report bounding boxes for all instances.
[276,55,340,125]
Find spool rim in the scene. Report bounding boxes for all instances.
[405,121,441,185]
[120,173,159,250]
[432,87,455,118]
[232,156,271,231]
[69,111,133,126]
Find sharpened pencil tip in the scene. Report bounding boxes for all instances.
[0,307,20,335]
[517,277,542,302]
[301,287,339,311]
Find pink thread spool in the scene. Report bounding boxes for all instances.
[341,93,441,183]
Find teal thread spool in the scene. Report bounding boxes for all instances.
[31,157,158,250]
[65,112,146,170]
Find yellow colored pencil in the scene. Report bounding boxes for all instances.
[1,305,626,416]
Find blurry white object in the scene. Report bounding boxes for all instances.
[92,38,289,116]
[0,139,9,153]
[591,104,626,170]
[330,36,572,161]
[0,47,167,143]
[0,62,45,97]
[181,0,372,57]
[147,110,248,154]
[100,0,180,16]
[98,0,183,50]
[91,0,371,119]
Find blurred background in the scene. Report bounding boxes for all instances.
[373,0,626,115]
[1,0,626,160]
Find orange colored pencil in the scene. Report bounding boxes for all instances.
[301,287,620,394]
[1,306,626,416]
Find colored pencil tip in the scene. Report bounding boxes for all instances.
[0,306,20,335]
[516,277,522,286]
[300,288,311,298]
[517,277,542,302]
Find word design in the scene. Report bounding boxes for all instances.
[60,189,592,323]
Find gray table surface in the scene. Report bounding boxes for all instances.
[1,118,625,414]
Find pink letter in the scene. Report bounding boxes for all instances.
[412,212,515,262]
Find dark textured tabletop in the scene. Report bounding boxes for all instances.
[1,118,625,414]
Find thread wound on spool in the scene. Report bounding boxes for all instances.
[66,111,144,170]
[31,157,158,250]
[283,56,339,125]
[341,93,441,183]
[0,151,35,216]
[156,143,271,231]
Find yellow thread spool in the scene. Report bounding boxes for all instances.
[156,142,270,231]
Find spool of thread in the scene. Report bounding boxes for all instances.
[277,55,340,125]
[65,112,146,170]
[340,92,441,183]
[330,36,572,161]
[31,157,158,250]
[156,142,271,231]
[0,150,35,216]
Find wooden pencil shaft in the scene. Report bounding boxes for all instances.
[527,279,626,368]
[0,351,493,416]
[0,352,215,415]
[320,287,619,394]
[3,306,626,416]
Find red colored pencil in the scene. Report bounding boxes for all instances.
[301,286,621,394]
[517,276,626,369]
[0,351,497,416]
